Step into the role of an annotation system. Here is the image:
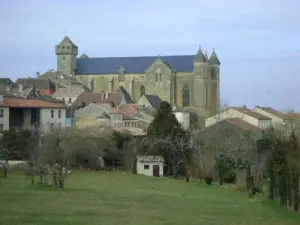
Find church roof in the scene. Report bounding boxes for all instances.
[80,53,89,58]
[194,46,207,62]
[76,55,195,75]
[209,49,221,65]
[143,95,162,109]
[56,36,78,48]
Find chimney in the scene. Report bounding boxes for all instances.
[18,83,23,93]
[36,72,40,77]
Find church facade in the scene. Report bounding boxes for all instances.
[53,36,220,117]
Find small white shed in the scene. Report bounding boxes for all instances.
[136,155,164,177]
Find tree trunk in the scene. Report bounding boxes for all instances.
[235,169,247,189]
[185,175,190,182]
[219,175,224,186]
[172,163,177,178]
[292,173,299,212]
[59,181,64,188]
[3,167,7,178]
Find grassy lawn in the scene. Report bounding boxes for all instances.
[0,171,299,225]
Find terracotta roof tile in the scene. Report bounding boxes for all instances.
[72,92,123,107]
[231,107,270,120]
[0,97,66,109]
[117,104,139,117]
[256,106,285,118]
[226,118,262,133]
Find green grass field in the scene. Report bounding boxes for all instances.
[0,171,299,225]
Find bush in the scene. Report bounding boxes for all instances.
[224,170,236,183]
[204,176,213,185]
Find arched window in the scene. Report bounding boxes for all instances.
[140,86,145,97]
[182,85,190,107]
[160,73,162,82]
[155,73,158,82]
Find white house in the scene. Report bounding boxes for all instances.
[205,106,272,129]
[136,156,164,177]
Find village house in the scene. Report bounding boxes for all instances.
[15,77,57,96]
[205,106,272,129]
[253,106,300,134]
[0,78,14,92]
[52,82,86,106]
[0,95,66,132]
[71,87,133,110]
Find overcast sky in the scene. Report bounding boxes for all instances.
[0,0,299,110]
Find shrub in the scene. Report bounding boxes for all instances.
[224,170,236,183]
[204,176,213,185]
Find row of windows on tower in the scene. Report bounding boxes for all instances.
[57,46,70,49]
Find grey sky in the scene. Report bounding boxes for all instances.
[0,0,299,110]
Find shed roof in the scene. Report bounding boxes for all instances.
[137,155,164,162]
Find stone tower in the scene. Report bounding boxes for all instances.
[209,49,221,115]
[193,46,211,116]
[55,36,78,76]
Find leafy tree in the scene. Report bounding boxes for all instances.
[145,101,188,177]
[112,131,136,172]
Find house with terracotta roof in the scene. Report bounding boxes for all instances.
[0,95,66,132]
[52,84,85,106]
[74,103,139,130]
[205,106,272,129]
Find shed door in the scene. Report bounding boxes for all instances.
[153,165,160,177]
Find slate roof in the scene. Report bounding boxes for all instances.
[144,95,162,109]
[15,78,55,90]
[209,49,221,65]
[76,55,195,75]
[0,78,13,84]
[116,86,133,103]
[56,36,78,48]
[194,47,207,62]
[80,53,89,58]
